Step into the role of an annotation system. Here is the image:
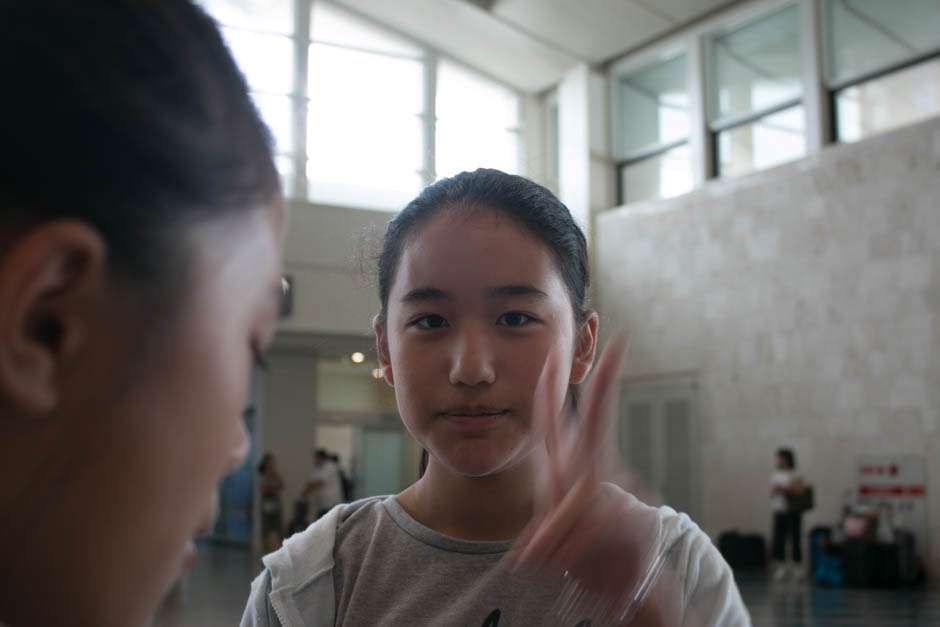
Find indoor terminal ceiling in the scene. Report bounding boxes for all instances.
[334,0,745,92]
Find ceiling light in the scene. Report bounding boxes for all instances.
[351,352,365,364]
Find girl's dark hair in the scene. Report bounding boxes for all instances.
[377,168,589,324]
[0,0,279,289]
[777,448,796,469]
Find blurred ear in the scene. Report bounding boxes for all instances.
[0,220,106,414]
[569,310,599,385]
[372,314,394,386]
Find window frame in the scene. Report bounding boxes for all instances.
[608,0,842,207]
[611,44,694,204]
[206,0,526,208]
[822,0,940,144]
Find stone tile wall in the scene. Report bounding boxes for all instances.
[596,115,940,578]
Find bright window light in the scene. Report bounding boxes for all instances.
[435,60,521,180]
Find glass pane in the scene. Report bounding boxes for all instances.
[712,5,801,123]
[436,60,521,179]
[361,429,404,497]
[309,44,424,115]
[618,54,689,155]
[619,143,693,205]
[251,93,292,153]
[836,57,940,142]
[827,0,940,85]
[435,124,521,180]
[437,60,519,128]
[198,0,294,35]
[307,43,425,210]
[222,27,294,94]
[717,105,806,177]
[312,1,422,58]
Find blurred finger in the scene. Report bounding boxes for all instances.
[574,331,629,463]
[542,493,621,577]
[533,347,567,508]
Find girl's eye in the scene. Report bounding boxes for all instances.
[415,314,449,329]
[497,312,533,327]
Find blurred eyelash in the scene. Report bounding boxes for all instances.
[497,312,534,326]
[413,314,448,329]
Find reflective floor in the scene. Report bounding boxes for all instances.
[152,543,940,626]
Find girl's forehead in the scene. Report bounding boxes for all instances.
[392,208,566,298]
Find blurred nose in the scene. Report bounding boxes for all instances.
[226,415,250,473]
[449,325,496,387]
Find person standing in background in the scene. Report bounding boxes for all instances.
[304,449,344,518]
[771,447,807,581]
[258,454,285,553]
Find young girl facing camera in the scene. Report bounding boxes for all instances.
[243,170,750,626]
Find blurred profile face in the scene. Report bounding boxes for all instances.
[776,454,788,470]
[0,203,285,627]
[378,208,593,478]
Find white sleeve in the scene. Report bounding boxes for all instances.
[240,569,282,627]
[675,528,752,627]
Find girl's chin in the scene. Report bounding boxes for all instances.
[434,444,529,478]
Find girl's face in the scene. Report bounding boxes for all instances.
[377,208,596,478]
[0,203,285,626]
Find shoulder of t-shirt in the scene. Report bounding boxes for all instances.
[657,507,751,626]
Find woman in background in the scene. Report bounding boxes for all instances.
[260,454,286,553]
[770,447,807,580]
[0,2,285,625]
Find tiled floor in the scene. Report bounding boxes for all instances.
[152,542,940,626]
[151,541,261,627]
[739,574,940,626]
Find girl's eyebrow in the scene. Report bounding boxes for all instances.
[488,284,548,299]
[400,284,548,305]
[401,286,453,304]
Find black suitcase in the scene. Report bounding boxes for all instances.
[718,531,766,571]
[843,540,878,586]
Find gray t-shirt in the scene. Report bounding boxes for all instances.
[333,496,573,627]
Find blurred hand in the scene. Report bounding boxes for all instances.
[504,333,682,626]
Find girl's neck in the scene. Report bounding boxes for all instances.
[396,447,546,542]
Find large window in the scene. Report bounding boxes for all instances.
[201,0,298,189]
[609,0,940,207]
[435,60,522,180]
[710,4,806,178]
[614,54,693,204]
[307,2,426,209]
[827,0,940,143]
[199,0,523,210]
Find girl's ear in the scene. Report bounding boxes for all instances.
[372,314,394,386]
[0,221,106,415]
[569,310,599,384]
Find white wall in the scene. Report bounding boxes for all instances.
[258,349,319,516]
[595,116,940,578]
[279,201,390,336]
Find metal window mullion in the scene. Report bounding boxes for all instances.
[292,0,312,201]
[688,33,712,184]
[618,138,688,167]
[516,94,525,176]
[799,0,830,152]
[709,96,803,133]
[422,51,437,186]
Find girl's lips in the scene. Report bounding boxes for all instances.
[441,409,510,428]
